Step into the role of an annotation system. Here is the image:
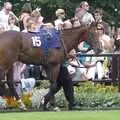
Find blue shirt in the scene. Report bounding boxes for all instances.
[78,42,90,64]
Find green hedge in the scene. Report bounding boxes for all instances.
[55,81,120,110]
[31,80,120,110]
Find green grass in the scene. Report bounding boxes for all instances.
[0,110,120,120]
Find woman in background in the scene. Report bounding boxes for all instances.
[7,14,20,31]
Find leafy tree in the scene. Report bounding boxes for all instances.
[3,0,120,27]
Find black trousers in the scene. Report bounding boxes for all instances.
[111,54,120,85]
[56,65,75,105]
[43,65,76,107]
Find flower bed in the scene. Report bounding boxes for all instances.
[1,81,120,111]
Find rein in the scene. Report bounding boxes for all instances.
[60,30,69,59]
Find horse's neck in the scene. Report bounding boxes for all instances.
[62,27,85,52]
[61,32,77,53]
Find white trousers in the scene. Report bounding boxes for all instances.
[86,62,104,80]
[21,78,36,93]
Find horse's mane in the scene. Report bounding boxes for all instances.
[62,22,97,32]
[62,25,88,33]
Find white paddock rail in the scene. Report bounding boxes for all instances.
[75,51,120,91]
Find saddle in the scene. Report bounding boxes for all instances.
[29,26,61,49]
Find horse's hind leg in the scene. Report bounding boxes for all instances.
[7,67,27,110]
[0,71,7,96]
[43,64,61,111]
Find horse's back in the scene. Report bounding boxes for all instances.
[0,31,23,70]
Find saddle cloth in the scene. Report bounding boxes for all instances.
[29,26,61,49]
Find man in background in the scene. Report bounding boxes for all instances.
[93,8,109,35]
[75,1,94,26]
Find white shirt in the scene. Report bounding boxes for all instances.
[81,12,95,25]
[54,19,64,30]
[0,10,9,29]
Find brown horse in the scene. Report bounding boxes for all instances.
[0,24,99,110]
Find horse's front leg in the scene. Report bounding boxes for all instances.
[7,67,27,110]
[44,64,60,111]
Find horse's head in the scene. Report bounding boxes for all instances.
[61,24,102,55]
[83,22,103,54]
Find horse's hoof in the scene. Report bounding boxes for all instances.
[43,106,50,111]
[41,104,49,111]
[43,105,61,111]
[18,104,27,111]
[53,107,61,112]
[19,106,27,111]
[17,99,27,111]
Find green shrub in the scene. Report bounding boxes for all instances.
[55,81,120,110]
[36,80,50,89]
[31,81,120,110]
[22,94,32,108]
